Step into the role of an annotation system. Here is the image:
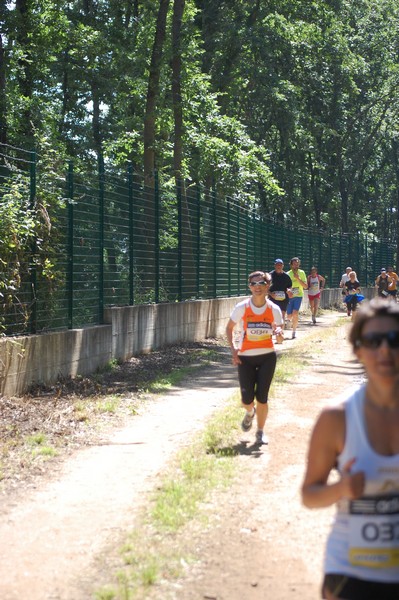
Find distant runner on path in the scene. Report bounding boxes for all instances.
[268,258,293,332]
[302,298,399,600]
[307,266,325,325]
[226,270,283,446]
[286,257,308,339]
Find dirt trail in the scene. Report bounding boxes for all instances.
[0,311,365,600]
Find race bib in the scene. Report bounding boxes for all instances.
[246,322,273,342]
[348,495,399,569]
[291,287,300,297]
[272,291,285,301]
[310,282,319,293]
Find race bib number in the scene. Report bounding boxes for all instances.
[348,495,399,569]
[291,287,300,297]
[272,291,285,301]
[310,282,319,293]
[246,322,272,342]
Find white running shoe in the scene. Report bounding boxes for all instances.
[241,408,256,432]
[255,430,268,445]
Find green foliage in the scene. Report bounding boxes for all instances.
[1,0,399,325]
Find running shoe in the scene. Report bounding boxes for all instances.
[255,430,268,445]
[291,331,296,339]
[241,408,255,432]
[312,315,316,324]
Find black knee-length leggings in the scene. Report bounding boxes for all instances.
[237,352,277,405]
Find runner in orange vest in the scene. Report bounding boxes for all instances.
[226,271,283,445]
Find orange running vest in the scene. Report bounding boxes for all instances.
[239,300,274,353]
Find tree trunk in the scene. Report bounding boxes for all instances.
[307,152,322,228]
[171,0,185,182]
[143,0,170,188]
[15,0,34,145]
[391,138,399,264]
[0,30,6,144]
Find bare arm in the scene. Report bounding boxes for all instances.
[294,271,308,289]
[225,318,241,365]
[301,408,365,509]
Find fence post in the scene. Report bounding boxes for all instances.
[29,150,37,334]
[237,204,240,295]
[212,185,217,298]
[176,178,183,301]
[227,197,231,297]
[67,161,74,329]
[155,170,160,303]
[98,155,105,324]
[127,162,134,305]
[245,205,249,276]
[196,184,201,299]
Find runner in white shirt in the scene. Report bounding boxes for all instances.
[302,298,399,600]
[307,266,326,324]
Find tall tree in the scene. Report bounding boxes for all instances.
[0,0,7,144]
[143,0,170,187]
[171,0,185,182]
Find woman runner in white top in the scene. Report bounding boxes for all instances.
[307,266,325,324]
[301,298,399,599]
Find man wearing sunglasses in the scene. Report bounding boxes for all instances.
[226,271,283,445]
[302,298,399,600]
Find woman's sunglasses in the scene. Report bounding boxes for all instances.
[249,280,269,287]
[356,331,399,349]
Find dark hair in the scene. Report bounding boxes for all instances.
[349,298,399,351]
[248,270,271,284]
[290,257,300,265]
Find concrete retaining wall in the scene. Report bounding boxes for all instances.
[0,297,239,397]
[0,288,376,397]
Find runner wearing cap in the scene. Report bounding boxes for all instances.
[268,259,293,336]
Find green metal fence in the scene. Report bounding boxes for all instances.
[0,142,396,336]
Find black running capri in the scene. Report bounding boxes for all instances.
[237,352,277,405]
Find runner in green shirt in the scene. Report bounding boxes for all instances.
[286,257,308,339]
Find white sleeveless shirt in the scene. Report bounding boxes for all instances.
[324,385,399,582]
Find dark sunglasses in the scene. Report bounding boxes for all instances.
[356,331,399,349]
[249,280,268,287]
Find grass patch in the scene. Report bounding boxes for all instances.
[32,446,58,458]
[144,348,220,393]
[145,365,200,393]
[26,433,58,459]
[97,396,121,414]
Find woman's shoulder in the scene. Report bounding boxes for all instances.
[233,297,250,309]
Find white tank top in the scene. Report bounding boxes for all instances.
[324,385,399,582]
[308,274,320,295]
